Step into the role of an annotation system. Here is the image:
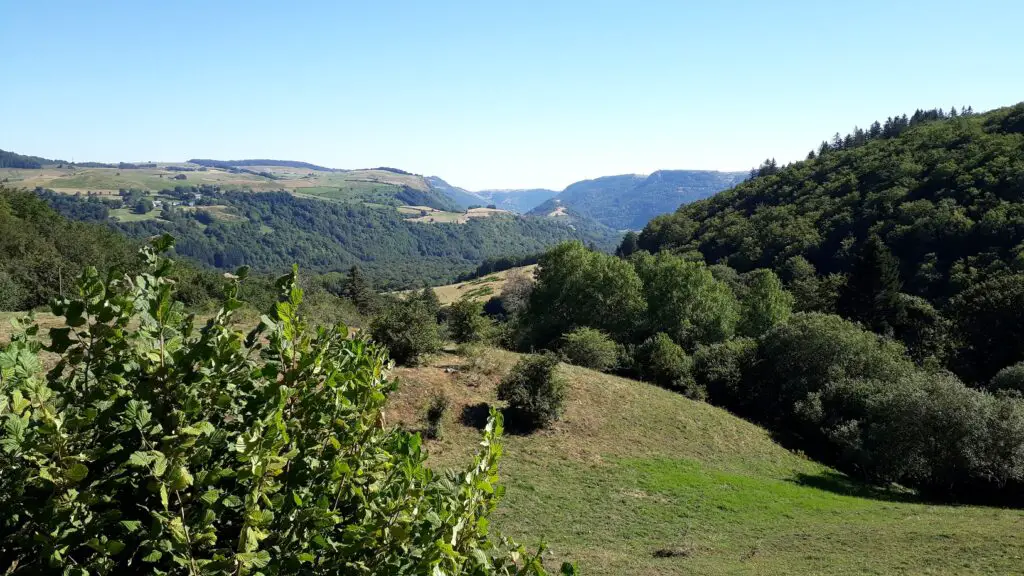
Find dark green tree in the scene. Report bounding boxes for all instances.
[343,265,378,315]
[616,231,639,257]
[369,299,441,366]
[418,282,441,318]
[132,198,154,214]
[837,235,902,333]
[447,297,492,344]
[523,241,646,347]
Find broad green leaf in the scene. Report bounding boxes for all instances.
[66,462,89,483]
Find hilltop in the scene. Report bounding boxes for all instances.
[529,170,747,230]
[389,347,1024,575]
[1,159,461,211]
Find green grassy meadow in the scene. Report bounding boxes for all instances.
[390,349,1024,575]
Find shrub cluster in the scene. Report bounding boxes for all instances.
[559,327,618,372]
[497,353,567,430]
[369,297,441,365]
[693,313,1024,503]
[0,238,576,575]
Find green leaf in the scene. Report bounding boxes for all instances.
[66,462,89,483]
[107,540,126,555]
[169,465,193,490]
[141,550,162,563]
[152,452,168,477]
[120,520,143,533]
[200,489,220,506]
[237,550,271,569]
[129,451,154,468]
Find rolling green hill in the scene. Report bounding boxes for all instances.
[530,170,748,230]
[1,160,461,211]
[390,348,1024,575]
[637,103,1024,383]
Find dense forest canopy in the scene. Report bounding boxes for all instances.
[637,103,1024,382]
[40,187,620,289]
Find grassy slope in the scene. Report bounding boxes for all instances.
[389,349,1024,575]
[0,165,432,199]
[398,205,513,225]
[418,265,536,305]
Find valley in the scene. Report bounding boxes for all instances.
[5,2,1022,574]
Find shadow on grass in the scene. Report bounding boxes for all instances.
[459,402,542,436]
[789,470,919,503]
[460,402,491,430]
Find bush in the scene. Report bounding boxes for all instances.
[818,371,1024,501]
[370,298,441,365]
[132,197,153,214]
[0,238,574,575]
[426,393,450,439]
[458,342,502,376]
[756,313,915,427]
[447,297,492,344]
[559,327,618,372]
[497,352,567,430]
[693,337,758,408]
[637,332,698,396]
[990,362,1024,394]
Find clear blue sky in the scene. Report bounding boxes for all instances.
[3,1,1022,190]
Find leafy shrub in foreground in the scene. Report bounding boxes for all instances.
[559,327,618,372]
[498,353,567,430]
[0,237,576,575]
[370,298,441,365]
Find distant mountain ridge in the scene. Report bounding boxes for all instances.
[3,147,744,231]
[527,170,747,230]
[475,189,559,212]
[188,158,340,171]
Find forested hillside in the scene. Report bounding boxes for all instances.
[0,188,138,309]
[638,103,1024,382]
[0,149,56,169]
[43,188,620,288]
[530,170,747,230]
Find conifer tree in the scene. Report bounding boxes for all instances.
[838,235,903,333]
[616,231,640,258]
[343,265,378,315]
[419,282,441,318]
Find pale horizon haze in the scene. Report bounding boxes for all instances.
[2,0,1023,190]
